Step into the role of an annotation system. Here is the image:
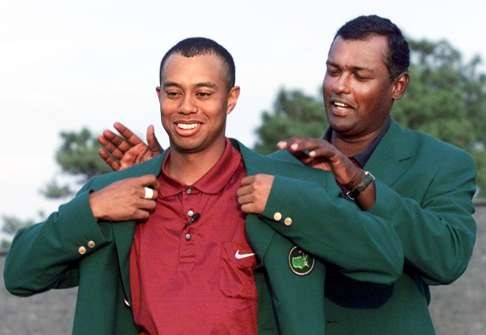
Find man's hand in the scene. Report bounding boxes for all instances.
[277,137,362,189]
[89,175,160,221]
[98,122,162,171]
[237,174,274,214]
[278,137,375,209]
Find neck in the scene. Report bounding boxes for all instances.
[166,140,227,185]
[332,120,389,156]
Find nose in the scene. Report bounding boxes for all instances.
[180,95,197,114]
[328,73,351,95]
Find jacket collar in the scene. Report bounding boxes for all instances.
[365,119,416,186]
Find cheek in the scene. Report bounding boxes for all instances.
[322,77,333,95]
[160,101,177,116]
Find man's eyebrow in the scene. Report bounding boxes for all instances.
[326,61,372,73]
[194,82,217,89]
[163,81,180,88]
[162,82,217,89]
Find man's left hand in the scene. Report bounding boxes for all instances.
[237,174,274,214]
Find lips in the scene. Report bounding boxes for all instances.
[328,97,355,117]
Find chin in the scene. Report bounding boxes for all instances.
[329,118,352,132]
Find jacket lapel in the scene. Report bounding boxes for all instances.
[365,120,415,186]
[232,140,278,260]
[111,153,166,302]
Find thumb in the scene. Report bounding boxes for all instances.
[147,125,162,153]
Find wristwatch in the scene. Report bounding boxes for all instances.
[344,170,375,200]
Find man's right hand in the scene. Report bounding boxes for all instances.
[98,122,163,171]
[89,175,160,221]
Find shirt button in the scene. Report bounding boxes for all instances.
[186,187,192,194]
[87,240,96,248]
[187,209,194,217]
[185,233,192,241]
[78,246,87,255]
[273,212,282,221]
[284,217,293,226]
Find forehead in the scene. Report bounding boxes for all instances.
[327,35,389,71]
[161,53,227,86]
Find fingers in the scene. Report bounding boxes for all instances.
[239,175,255,188]
[98,131,127,159]
[146,125,163,153]
[114,122,143,146]
[236,174,273,214]
[137,198,158,210]
[98,148,121,170]
[278,137,337,161]
[120,144,150,170]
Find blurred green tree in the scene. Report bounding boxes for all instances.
[254,89,326,154]
[41,128,111,199]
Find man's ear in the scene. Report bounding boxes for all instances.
[156,86,162,102]
[391,73,409,100]
[226,86,240,115]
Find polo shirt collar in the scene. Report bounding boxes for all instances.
[159,138,242,196]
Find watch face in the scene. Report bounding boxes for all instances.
[344,170,375,200]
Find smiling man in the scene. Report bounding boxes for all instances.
[95,16,477,335]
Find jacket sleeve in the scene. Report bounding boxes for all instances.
[262,176,404,285]
[3,182,110,296]
[262,149,476,286]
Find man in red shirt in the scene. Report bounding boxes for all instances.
[90,38,259,334]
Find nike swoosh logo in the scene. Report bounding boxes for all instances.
[235,250,255,260]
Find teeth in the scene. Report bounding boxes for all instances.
[177,123,198,130]
[334,102,348,108]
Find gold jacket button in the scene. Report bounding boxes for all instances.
[78,246,87,255]
[284,217,293,226]
[273,212,282,221]
[87,240,96,249]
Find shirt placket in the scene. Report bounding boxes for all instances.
[179,186,198,266]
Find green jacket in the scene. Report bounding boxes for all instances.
[263,120,476,334]
[4,121,476,335]
[4,139,401,335]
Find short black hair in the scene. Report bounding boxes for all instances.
[335,15,410,80]
[159,37,235,89]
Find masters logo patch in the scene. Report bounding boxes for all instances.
[288,246,315,276]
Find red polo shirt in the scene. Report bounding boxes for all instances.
[129,140,257,335]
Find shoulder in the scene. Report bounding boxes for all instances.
[231,138,327,183]
[401,126,474,167]
[87,155,164,191]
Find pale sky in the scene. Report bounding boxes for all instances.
[1,0,485,224]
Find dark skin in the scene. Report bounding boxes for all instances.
[98,35,408,211]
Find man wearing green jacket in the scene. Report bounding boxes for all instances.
[4,36,402,334]
[97,16,477,334]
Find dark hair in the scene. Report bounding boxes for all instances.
[159,37,235,89]
[335,15,410,79]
